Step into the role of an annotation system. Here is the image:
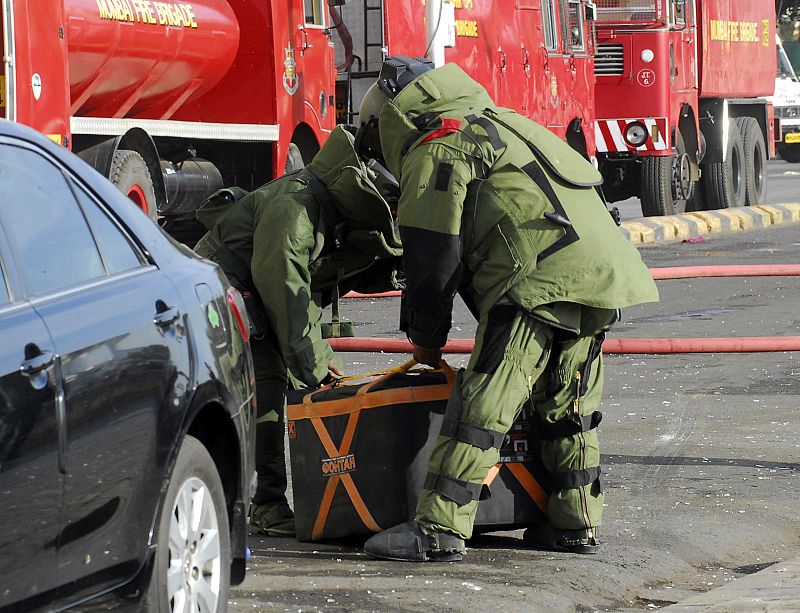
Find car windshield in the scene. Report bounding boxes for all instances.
[596,0,659,24]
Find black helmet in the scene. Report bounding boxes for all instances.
[354,56,434,163]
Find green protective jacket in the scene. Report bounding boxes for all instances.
[194,126,403,386]
[377,63,659,349]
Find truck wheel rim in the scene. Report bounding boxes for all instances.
[167,476,222,613]
[126,183,149,216]
[673,153,692,201]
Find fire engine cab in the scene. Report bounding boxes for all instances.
[330,0,599,159]
[594,0,776,217]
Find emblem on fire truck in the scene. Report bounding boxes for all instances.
[283,47,299,96]
[637,69,656,87]
[549,74,559,108]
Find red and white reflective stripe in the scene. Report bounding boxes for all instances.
[594,118,669,153]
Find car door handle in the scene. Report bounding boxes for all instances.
[154,307,180,328]
[20,350,55,375]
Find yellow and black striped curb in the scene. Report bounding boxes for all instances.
[620,203,800,244]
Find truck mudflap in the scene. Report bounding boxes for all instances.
[595,118,669,153]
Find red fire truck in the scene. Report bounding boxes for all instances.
[2,0,599,232]
[1,0,338,228]
[593,0,776,216]
[331,0,599,158]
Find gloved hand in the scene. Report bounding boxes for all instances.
[412,343,443,368]
[319,361,344,387]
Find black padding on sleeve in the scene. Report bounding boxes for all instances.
[473,304,518,374]
[424,473,482,507]
[435,162,454,191]
[400,226,461,349]
[550,466,601,491]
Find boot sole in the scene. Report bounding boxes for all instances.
[363,549,464,562]
[258,528,296,537]
[523,535,600,555]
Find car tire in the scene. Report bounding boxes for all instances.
[145,435,231,613]
[735,117,767,205]
[109,149,159,222]
[702,119,746,210]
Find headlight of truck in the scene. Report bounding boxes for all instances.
[624,121,649,147]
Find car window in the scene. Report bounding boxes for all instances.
[70,180,144,274]
[0,145,105,296]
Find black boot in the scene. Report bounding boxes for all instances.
[523,523,601,555]
[364,521,465,562]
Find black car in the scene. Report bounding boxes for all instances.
[0,120,256,612]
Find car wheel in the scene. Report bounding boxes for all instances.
[146,435,231,613]
[109,149,159,222]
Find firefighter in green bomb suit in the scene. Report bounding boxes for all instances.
[194,126,403,537]
[355,58,659,561]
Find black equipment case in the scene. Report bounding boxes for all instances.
[286,360,549,542]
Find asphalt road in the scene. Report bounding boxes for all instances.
[616,158,800,221]
[230,221,800,612]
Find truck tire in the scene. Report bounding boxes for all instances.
[145,435,230,613]
[640,156,674,216]
[640,131,694,217]
[701,120,746,210]
[109,149,158,222]
[284,143,305,174]
[735,117,767,205]
[777,142,800,163]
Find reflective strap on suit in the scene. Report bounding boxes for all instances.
[424,473,484,507]
[464,114,505,150]
[550,465,602,492]
[439,418,505,451]
[537,411,603,441]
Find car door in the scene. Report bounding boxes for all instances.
[0,141,191,604]
[0,226,64,609]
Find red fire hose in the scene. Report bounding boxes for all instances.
[649,264,800,280]
[335,264,800,354]
[343,265,800,299]
[328,336,800,354]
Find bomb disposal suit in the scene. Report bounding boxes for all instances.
[361,61,659,560]
[194,126,402,535]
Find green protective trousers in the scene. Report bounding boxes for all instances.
[416,303,615,540]
[250,337,290,507]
